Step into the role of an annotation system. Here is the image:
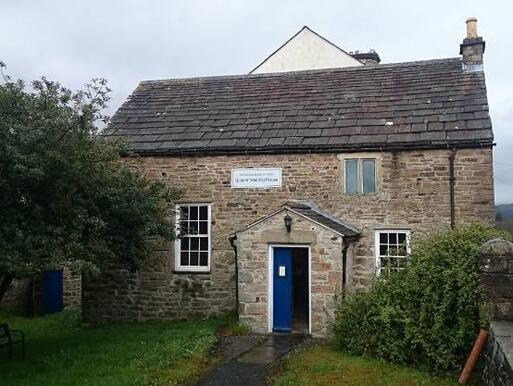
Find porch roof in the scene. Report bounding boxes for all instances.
[233,201,361,238]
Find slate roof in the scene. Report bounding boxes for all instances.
[105,58,493,155]
[284,202,360,238]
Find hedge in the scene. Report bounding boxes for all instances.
[335,223,511,373]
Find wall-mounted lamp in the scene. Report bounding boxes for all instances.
[284,214,292,233]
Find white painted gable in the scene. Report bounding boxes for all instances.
[250,26,363,74]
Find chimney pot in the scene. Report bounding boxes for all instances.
[460,17,485,72]
[466,17,478,38]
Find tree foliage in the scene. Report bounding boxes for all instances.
[0,63,181,300]
[335,223,512,373]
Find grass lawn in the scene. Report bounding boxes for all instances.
[271,346,462,386]
[0,310,221,386]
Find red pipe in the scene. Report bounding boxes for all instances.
[458,329,489,385]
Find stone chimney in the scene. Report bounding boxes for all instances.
[350,49,381,65]
[460,17,485,72]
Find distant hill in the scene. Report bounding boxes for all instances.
[496,204,513,221]
[497,220,513,235]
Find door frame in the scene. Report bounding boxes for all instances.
[268,244,311,334]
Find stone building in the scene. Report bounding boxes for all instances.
[83,19,495,337]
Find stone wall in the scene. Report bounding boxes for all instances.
[478,239,513,385]
[235,208,344,337]
[482,321,513,386]
[82,147,494,327]
[62,267,82,310]
[82,239,233,322]
[0,278,32,314]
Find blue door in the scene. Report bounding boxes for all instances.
[41,270,63,314]
[273,247,293,332]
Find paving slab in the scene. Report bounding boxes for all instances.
[194,334,305,386]
[216,335,267,361]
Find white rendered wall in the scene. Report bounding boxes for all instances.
[251,27,362,74]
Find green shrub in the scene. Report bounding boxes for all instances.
[335,223,511,373]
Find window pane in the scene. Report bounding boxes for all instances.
[190,252,199,266]
[200,238,208,251]
[362,159,376,193]
[190,237,199,251]
[180,206,189,220]
[380,245,388,256]
[200,252,208,266]
[389,233,397,244]
[199,221,208,235]
[180,237,189,251]
[189,221,198,234]
[180,252,189,266]
[179,221,188,235]
[190,206,198,220]
[379,233,388,244]
[345,159,358,193]
[199,206,208,220]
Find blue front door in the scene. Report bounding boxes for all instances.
[273,247,293,332]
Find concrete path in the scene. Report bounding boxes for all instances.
[194,334,305,386]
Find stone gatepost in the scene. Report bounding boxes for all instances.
[478,238,513,386]
[478,238,513,320]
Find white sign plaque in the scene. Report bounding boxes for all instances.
[231,168,282,188]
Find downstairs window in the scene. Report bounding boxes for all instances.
[375,229,411,275]
[175,203,211,272]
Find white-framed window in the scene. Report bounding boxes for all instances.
[374,229,411,275]
[344,158,376,194]
[175,203,211,272]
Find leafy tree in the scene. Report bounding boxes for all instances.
[0,62,181,302]
[335,223,512,373]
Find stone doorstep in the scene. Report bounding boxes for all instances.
[216,335,268,362]
[238,334,306,365]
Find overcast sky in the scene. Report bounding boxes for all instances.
[1,0,512,203]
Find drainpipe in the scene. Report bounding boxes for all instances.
[341,237,352,299]
[228,235,239,319]
[449,148,457,229]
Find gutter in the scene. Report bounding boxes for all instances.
[121,141,495,158]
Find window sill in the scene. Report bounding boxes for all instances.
[173,269,211,275]
[343,192,379,196]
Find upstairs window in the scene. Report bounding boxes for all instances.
[345,158,376,194]
[375,230,411,275]
[175,204,211,272]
